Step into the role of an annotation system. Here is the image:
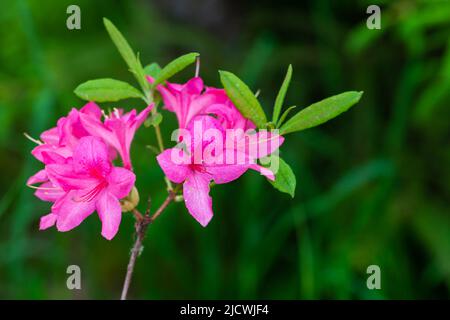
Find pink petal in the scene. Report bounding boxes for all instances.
[156,149,190,183]
[183,172,213,227]
[46,163,96,191]
[80,101,102,119]
[206,164,249,184]
[104,118,131,168]
[157,84,179,113]
[107,167,135,199]
[79,113,121,152]
[72,136,111,176]
[31,144,72,162]
[184,77,204,94]
[40,127,59,145]
[96,191,122,240]
[249,164,275,181]
[185,94,218,127]
[39,213,58,230]
[135,105,154,128]
[27,169,48,185]
[41,151,66,164]
[35,181,65,202]
[236,131,285,160]
[55,190,96,232]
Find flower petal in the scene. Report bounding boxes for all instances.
[27,169,48,185]
[183,172,213,227]
[40,127,59,145]
[249,164,275,181]
[80,101,102,119]
[107,167,135,199]
[72,136,111,176]
[207,164,249,184]
[46,163,96,191]
[39,213,58,230]
[156,149,190,183]
[79,113,121,152]
[96,191,122,240]
[135,105,154,128]
[236,131,285,160]
[35,181,65,202]
[55,190,96,232]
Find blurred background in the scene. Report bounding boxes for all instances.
[0,0,449,299]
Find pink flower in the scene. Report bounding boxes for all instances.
[155,77,254,130]
[27,151,66,203]
[155,77,284,226]
[79,105,153,169]
[157,116,283,227]
[40,136,135,240]
[31,102,104,162]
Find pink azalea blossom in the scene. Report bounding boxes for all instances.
[39,136,135,240]
[27,151,67,203]
[79,105,153,169]
[155,77,254,130]
[31,102,104,162]
[157,116,283,227]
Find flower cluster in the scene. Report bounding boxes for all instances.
[28,76,284,237]
[28,102,152,239]
[154,77,284,226]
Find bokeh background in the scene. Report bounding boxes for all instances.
[0,0,449,299]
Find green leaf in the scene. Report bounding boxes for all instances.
[74,78,143,102]
[276,105,297,128]
[267,156,296,197]
[219,70,267,128]
[280,91,363,135]
[103,18,149,93]
[144,63,162,78]
[152,53,199,86]
[144,112,163,127]
[103,18,137,73]
[272,64,293,124]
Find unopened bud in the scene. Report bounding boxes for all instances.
[120,186,140,212]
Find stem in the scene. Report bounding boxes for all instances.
[120,189,177,300]
[143,96,173,191]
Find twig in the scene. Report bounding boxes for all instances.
[120,189,177,300]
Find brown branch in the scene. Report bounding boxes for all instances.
[120,189,177,300]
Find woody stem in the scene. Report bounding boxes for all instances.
[120,189,177,300]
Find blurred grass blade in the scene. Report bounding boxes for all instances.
[272,64,293,124]
[267,156,296,197]
[280,91,363,135]
[277,105,297,128]
[219,70,267,127]
[74,78,143,102]
[152,52,199,86]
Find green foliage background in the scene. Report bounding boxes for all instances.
[0,0,448,299]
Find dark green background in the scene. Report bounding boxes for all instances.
[0,0,449,299]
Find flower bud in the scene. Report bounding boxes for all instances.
[120,186,140,212]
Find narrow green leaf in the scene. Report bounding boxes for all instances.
[103,18,137,73]
[276,105,297,128]
[103,18,149,93]
[267,156,296,197]
[219,70,267,127]
[74,78,143,102]
[280,91,363,135]
[144,63,162,78]
[153,53,199,86]
[272,64,293,124]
